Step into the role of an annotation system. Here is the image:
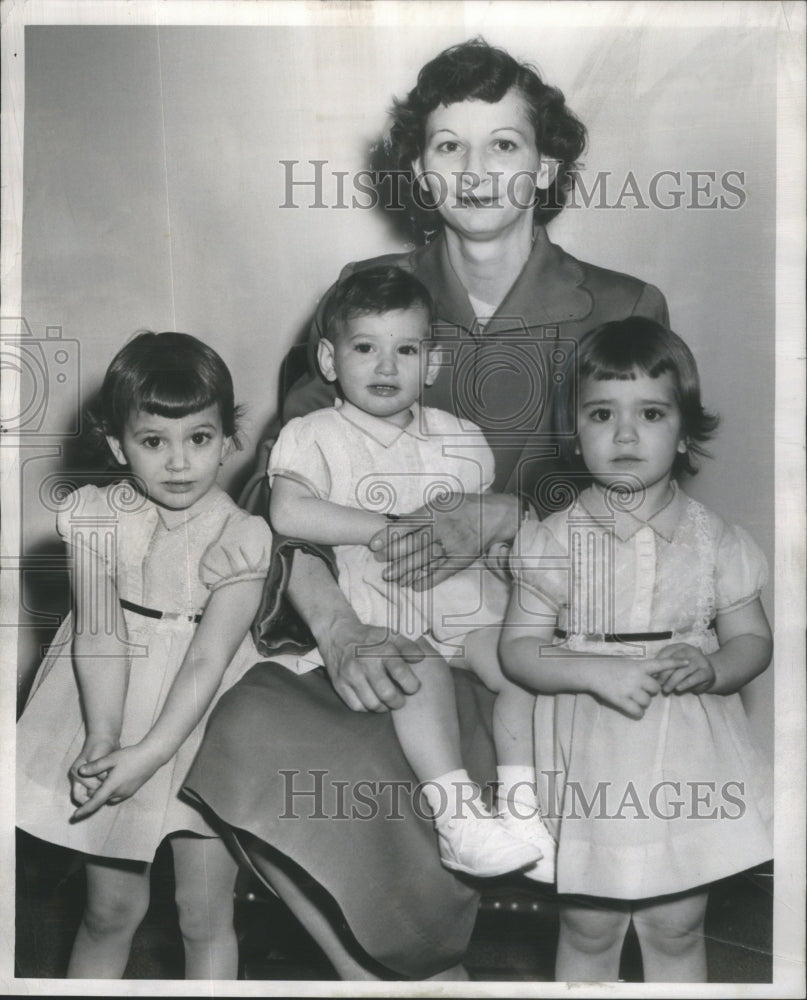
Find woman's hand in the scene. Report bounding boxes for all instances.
[320,615,424,713]
[71,742,165,821]
[69,734,120,807]
[369,492,519,591]
[655,643,716,695]
[591,657,667,719]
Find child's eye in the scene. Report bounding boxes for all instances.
[353,342,374,353]
[142,436,162,449]
[398,345,418,356]
[190,431,212,445]
[589,408,612,422]
[642,408,666,422]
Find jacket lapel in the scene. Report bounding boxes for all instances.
[414,227,593,333]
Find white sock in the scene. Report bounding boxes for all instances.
[422,769,481,821]
[497,765,539,815]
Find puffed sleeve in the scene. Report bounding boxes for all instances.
[200,513,273,592]
[714,523,769,612]
[55,484,114,571]
[508,519,568,611]
[267,416,333,499]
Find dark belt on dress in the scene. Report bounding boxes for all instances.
[553,620,716,643]
[553,628,672,642]
[120,598,202,624]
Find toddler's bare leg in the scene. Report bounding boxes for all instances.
[391,638,462,782]
[171,833,239,980]
[557,898,632,982]
[68,856,152,978]
[632,889,708,982]
[459,627,536,767]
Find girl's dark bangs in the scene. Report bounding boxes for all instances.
[136,371,215,419]
[582,355,674,382]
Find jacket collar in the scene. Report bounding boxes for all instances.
[335,398,429,448]
[415,227,593,334]
[576,482,687,542]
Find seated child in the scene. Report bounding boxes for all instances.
[268,265,555,880]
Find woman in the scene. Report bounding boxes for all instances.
[185,38,669,980]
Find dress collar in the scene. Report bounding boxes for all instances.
[335,399,429,448]
[151,484,227,531]
[415,227,592,334]
[576,482,687,542]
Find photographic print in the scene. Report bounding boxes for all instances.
[1,1,804,995]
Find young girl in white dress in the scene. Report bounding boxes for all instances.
[269,265,555,881]
[16,332,273,979]
[500,317,773,982]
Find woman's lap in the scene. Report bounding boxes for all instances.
[183,662,497,978]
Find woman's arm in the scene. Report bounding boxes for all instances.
[369,491,521,590]
[287,548,423,712]
[657,597,772,696]
[270,475,387,546]
[72,578,264,819]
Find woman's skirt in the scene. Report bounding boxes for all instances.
[184,661,497,978]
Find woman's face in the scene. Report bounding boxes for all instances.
[413,88,556,242]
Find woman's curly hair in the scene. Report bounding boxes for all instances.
[385,37,587,234]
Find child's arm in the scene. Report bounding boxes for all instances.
[68,547,130,805]
[499,582,678,720]
[71,577,263,820]
[270,473,388,546]
[656,597,772,696]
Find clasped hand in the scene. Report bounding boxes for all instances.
[70,741,164,821]
[596,643,715,719]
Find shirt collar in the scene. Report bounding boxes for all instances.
[414,227,593,334]
[153,483,227,530]
[335,399,429,447]
[577,482,686,542]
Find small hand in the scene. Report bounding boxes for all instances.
[71,742,164,821]
[594,657,670,719]
[655,642,716,695]
[369,494,493,591]
[69,735,119,807]
[323,618,424,713]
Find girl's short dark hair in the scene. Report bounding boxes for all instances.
[322,265,433,343]
[553,317,719,477]
[92,331,240,447]
[388,37,587,228]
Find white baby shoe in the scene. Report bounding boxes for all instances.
[497,807,557,883]
[434,806,542,877]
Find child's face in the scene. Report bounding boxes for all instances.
[577,371,687,507]
[318,306,438,427]
[106,403,229,510]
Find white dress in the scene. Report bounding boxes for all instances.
[510,484,773,899]
[268,400,510,654]
[16,483,272,862]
